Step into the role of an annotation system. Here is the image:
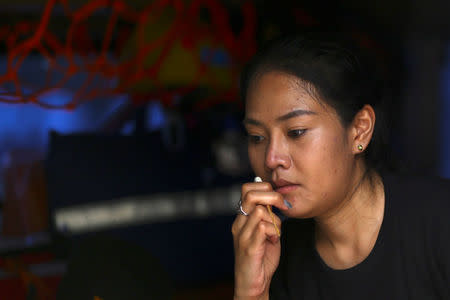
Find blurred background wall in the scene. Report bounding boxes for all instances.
[0,0,449,299]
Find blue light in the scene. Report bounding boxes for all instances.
[146,101,166,131]
[121,120,136,135]
[440,44,450,179]
[0,54,132,154]
[200,46,231,67]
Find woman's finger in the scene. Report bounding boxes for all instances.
[240,182,273,211]
[241,181,273,197]
[232,214,248,240]
[241,190,287,215]
[245,220,281,256]
[237,205,282,245]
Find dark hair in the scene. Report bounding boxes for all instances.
[240,32,390,172]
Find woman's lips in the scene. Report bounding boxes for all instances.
[274,184,299,194]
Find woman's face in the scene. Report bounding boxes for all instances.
[244,72,361,219]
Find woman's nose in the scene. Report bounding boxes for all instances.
[264,137,290,171]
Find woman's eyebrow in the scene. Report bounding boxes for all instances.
[276,109,316,122]
[243,109,316,127]
[242,118,262,126]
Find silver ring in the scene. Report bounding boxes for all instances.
[238,199,249,216]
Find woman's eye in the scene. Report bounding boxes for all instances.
[287,129,306,138]
[248,135,264,144]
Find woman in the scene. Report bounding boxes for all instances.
[232,33,450,300]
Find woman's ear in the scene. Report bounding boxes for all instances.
[350,104,376,154]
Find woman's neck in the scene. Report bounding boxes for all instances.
[314,169,385,269]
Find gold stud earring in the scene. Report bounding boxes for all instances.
[357,144,364,151]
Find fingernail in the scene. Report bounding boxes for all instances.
[270,235,280,244]
[283,198,292,209]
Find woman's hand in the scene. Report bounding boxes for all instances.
[232,180,288,300]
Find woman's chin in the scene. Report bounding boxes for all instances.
[281,207,315,219]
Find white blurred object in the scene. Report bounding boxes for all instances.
[212,129,250,176]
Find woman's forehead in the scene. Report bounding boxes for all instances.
[245,72,330,117]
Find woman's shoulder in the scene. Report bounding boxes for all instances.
[383,172,450,219]
[384,172,450,190]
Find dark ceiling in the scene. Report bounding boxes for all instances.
[0,0,449,35]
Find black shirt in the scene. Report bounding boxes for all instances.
[270,174,450,299]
